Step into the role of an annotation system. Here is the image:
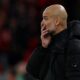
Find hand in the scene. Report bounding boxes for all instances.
[41,26,51,48]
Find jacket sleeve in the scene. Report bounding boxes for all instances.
[65,38,80,80]
[27,45,48,78]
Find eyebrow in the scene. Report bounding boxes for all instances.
[43,16,48,19]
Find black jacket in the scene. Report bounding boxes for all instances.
[27,20,80,80]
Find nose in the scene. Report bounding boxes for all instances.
[41,20,44,28]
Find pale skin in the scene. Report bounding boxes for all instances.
[41,4,68,48]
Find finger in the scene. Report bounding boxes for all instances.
[42,29,48,33]
[41,31,48,36]
[41,29,48,34]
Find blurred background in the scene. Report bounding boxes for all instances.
[0,0,80,80]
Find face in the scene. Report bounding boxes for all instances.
[41,10,56,34]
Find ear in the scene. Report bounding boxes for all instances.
[55,16,60,26]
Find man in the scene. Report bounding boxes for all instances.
[27,4,80,80]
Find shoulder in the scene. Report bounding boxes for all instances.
[66,20,80,54]
[68,20,80,37]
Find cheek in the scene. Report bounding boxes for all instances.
[49,23,54,28]
[46,22,52,28]
[46,21,55,29]
[49,23,56,31]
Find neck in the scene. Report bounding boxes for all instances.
[52,25,67,36]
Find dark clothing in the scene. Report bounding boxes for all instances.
[27,20,80,80]
[25,73,39,80]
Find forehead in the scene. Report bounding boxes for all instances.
[42,9,53,17]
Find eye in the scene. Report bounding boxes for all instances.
[44,17,48,20]
[43,16,48,20]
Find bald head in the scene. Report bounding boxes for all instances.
[43,4,68,21]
